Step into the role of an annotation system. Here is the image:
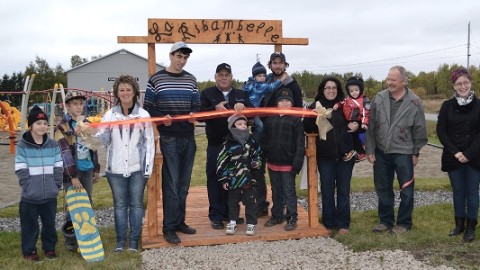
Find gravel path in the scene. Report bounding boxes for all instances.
[0,191,456,269]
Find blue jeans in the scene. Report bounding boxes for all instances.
[317,158,354,230]
[448,164,480,220]
[20,199,57,255]
[160,135,196,231]
[107,171,148,244]
[373,149,414,229]
[268,170,298,221]
[206,144,229,221]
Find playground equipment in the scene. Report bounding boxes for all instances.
[0,101,21,131]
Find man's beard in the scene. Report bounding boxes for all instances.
[273,69,285,77]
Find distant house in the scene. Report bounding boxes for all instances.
[65,49,165,92]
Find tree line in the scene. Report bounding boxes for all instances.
[1,55,479,107]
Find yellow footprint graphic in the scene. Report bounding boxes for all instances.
[73,212,97,236]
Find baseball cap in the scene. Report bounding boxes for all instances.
[216,63,232,74]
[170,41,192,54]
[65,90,86,104]
[270,52,286,62]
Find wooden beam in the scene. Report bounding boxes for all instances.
[282,37,309,45]
[148,43,156,76]
[305,134,319,228]
[117,36,151,43]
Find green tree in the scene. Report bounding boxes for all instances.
[0,72,25,106]
[70,55,88,68]
[24,56,66,103]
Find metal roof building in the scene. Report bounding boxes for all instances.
[65,49,165,92]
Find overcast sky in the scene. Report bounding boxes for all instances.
[1,0,479,85]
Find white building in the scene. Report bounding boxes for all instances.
[65,49,165,92]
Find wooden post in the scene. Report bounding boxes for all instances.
[147,126,162,237]
[305,133,319,228]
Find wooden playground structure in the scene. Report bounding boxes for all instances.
[117,18,329,248]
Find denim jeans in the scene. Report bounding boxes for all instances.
[373,149,414,229]
[206,144,229,221]
[107,171,148,244]
[317,158,354,230]
[448,164,480,220]
[20,199,57,255]
[160,135,196,231]
[268,170,298,221]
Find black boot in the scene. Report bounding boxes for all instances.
[449,216,465,236]
[463,219,477,242]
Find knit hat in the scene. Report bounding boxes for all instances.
[65,90,86,103]
[451,67,471,84]
[227,113,247,128]
[345,76,364,96]
[275,88,294,104]
[252,62,267,77]
[28,106,48,127]
[270,52,286,62]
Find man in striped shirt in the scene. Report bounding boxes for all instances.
[144,41,200,244]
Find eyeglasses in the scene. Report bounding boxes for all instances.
[324,86,337,91]
[454,81,471,87]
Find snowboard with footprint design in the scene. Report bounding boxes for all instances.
[66,187,105,262]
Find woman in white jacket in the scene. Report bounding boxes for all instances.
[96,75,154,252]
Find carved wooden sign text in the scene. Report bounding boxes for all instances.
[147,19,283,44]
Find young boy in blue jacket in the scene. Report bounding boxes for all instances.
[15,106,63,262]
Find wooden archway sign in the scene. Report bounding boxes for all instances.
[117,18,320,240]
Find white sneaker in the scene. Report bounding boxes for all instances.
[246,224,255,236]
[225,223,237,235]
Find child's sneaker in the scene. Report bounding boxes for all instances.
[23,251,40,262]
[246,224,255,236]
[44,250,57,260]
[356,153,367,162]
[343,150,357,161]
[225,222,237,235]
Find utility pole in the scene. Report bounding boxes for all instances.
[467,21,471,70]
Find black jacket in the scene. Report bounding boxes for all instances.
[260,115,305,173]
[437,96,480,171]
[304,90,353,160]
[200,86,253,146]
[264,78,303,108]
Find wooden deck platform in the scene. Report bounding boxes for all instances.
[141,134,327,249]
[141,186,329,249]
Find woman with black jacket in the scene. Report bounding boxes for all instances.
[437,67,480,242]
[304,76,358,235]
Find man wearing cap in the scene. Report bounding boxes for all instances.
[200,63,253,229]
[144,41,200,244]
[252,52,305,217]
[264,52,303,108]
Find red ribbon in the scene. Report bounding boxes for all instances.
[88,107,317,127]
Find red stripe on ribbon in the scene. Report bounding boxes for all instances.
[88,107,317,128]
[401,178,414,190]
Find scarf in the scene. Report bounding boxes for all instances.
[454,90,474,106]
[230,128,250,146]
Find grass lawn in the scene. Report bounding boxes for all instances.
[2,133,479,269]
